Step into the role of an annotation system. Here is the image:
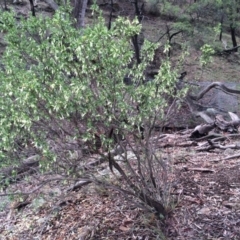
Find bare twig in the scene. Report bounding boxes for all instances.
[184,167,215,173]
[189,82,240,101]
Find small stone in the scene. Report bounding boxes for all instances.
[223,148,234,156]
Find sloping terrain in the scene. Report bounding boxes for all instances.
[1,134,240,239]
[1,1,240,239]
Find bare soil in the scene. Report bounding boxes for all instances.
[1,137,240,239]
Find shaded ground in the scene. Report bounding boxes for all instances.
[168,146,240,239]
[0,184,165,239]
[1,135,240,239]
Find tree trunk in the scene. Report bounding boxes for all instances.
[73,0,88,29]
[3,0,8,10]
[80,0,88,28]
[131,35,141,64]
[73,0,82,28]
[131,0,144,64]
[219,12,224,41]
[230,23,238,52]
[29,0,36,17]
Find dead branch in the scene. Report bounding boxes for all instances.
[223,45,240,53]
[223,153,240,160]
[213,134,240,144]
[184,167,215,173]
[159,141,197,148]
[195,145,215,151]
[66,179,92,192]
[193,133,223,142]
[0,155,40,185]
[190,123,215,138]
[211,152,240,161]
[189,82,240,101]
[190,112,240,140]
[196,136,240,151]
[208,141,240,150]
[178,81,240,125]
[215,114,240,132]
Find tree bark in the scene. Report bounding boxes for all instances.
[29,0,36,17]
[219,11,224,41]
[131,0,144,65]
[230,23,238,52]
[73,0,88,29]
[73,0,82,28]
[80,0,88,28]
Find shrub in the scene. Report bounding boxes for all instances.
[0,4,180,217]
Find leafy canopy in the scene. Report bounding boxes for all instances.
[0,6,178,167]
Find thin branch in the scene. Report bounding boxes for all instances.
[223,45,240,53]
[190,82,240,101]
[169,30,183,42]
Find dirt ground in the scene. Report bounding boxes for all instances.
[168,145,240,239]
[1,135,240,239]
